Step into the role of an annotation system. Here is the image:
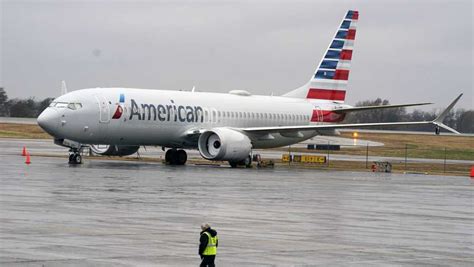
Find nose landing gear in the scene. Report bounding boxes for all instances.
[165,149,187,165]
[68,149,82,164]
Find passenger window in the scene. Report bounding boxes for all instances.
[212,110,217,123]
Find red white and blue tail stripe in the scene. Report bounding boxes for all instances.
[283,10,358,103]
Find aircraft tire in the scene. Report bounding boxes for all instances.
[69,153,82,164]
[166,149,186,165]
[165,149,173,164]
[74,154,82,164]
[244,155,252,168]
[177,150,187,165]
[229,161,238,168]
[166,149,177,165]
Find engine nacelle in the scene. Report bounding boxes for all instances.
[89,144,140,156]
[198,128,252,161]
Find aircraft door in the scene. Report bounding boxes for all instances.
[96,95,110,123]
[94,95,110,143]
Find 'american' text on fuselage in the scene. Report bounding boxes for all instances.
[129,99,204,123]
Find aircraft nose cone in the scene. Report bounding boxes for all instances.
[37,108,59,135]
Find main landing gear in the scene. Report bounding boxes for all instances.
[228,155,252,168]
[165,149,187,165]
[68,149,82,164]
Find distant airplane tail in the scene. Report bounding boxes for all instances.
[283,10,358,103]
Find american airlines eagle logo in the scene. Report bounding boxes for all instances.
[112,94,125,119]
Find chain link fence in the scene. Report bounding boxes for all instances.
[284,144,473,176]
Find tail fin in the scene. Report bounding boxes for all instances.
[61,80,68,95]
[283,10,359,103]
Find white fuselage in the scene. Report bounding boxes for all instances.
[39,88,342,149]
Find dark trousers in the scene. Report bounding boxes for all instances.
[200,255,216,267]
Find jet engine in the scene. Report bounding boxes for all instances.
[198,128,252,161]
[89,144,140,156]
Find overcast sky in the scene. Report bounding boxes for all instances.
[1,0,473,110]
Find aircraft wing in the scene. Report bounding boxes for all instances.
[332,102,432,113]
[243,94,463,135]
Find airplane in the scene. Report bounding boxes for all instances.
[37,10,462,167]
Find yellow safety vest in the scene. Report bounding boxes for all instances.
[202,232,218,256]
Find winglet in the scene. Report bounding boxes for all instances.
[61,80,68,95]
[432,93,463,134]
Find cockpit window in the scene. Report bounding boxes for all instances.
[67,103,83,110]
[55,102,68,108]
[50,102,81,109]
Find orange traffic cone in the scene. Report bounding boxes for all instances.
[470,166,474,178]
[22,146,27,156]
[25,153,31,165]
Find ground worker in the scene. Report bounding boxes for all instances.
[199,223,218,267]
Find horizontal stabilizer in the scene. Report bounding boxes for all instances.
[333,102,432,114]
[431,93,463,134]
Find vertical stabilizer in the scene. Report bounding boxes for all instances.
[61,80,68,95]
[283,10,359,103]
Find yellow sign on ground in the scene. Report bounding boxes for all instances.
[293,155,301,162]
[282,154,326,163]
[282,154,291,162]
[301,155,326,163]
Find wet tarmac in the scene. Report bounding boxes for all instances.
[1,140,473,266]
